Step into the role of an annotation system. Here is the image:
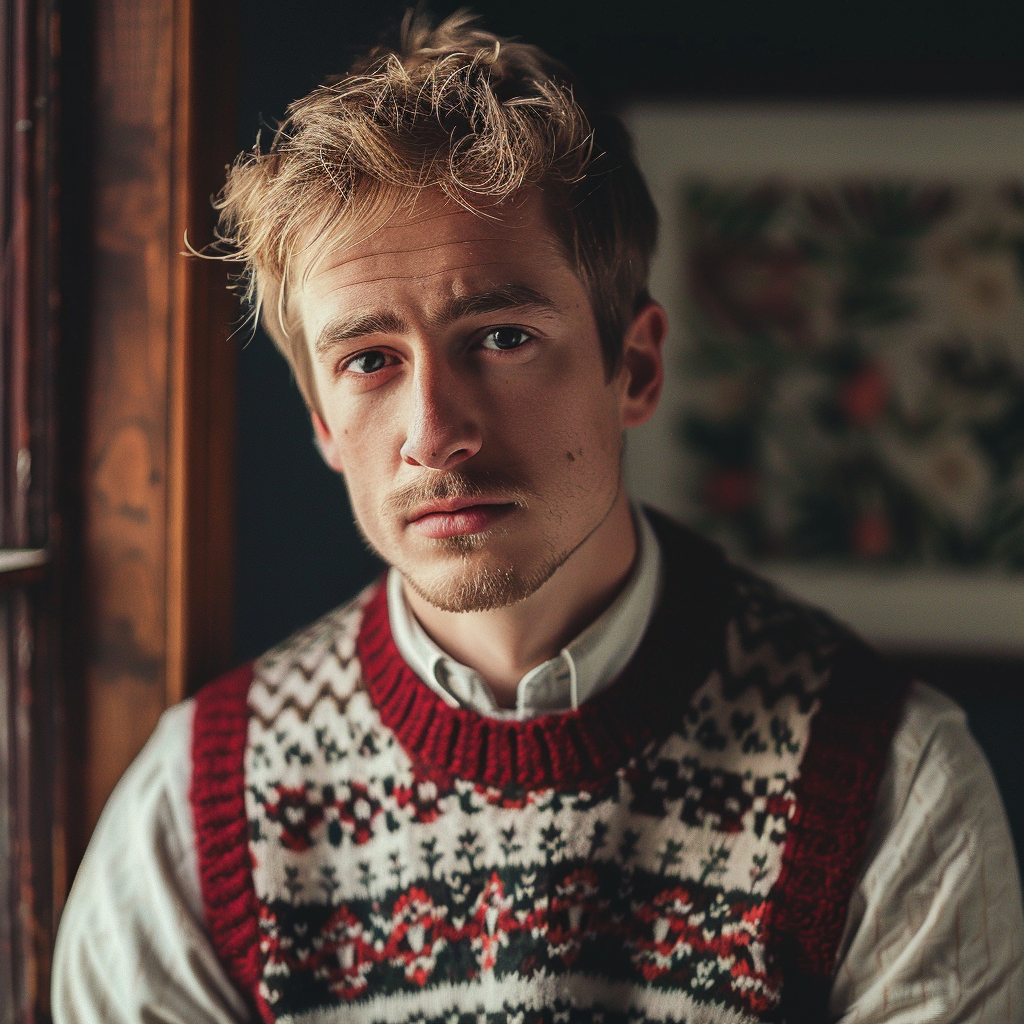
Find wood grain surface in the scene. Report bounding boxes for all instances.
[79,0,237,842]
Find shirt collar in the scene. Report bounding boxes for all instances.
[387,505,663,720]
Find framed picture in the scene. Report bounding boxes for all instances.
[622,104,1024,655]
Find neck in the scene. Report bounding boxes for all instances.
[402,489,638,707]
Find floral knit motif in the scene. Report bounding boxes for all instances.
[193,520,907,1024]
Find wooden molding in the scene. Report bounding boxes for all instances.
[166,0,239,705]
[79,0,238,842]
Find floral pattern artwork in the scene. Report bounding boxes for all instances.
[679,179,1024,567]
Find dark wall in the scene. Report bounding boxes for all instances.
[234,3,401,663]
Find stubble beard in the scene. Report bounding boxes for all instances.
[403,532,569,613]
[365,469,571,613]
[359,464,624,614]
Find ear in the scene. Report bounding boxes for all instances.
[618,300,667,428]
[311,410,345,474]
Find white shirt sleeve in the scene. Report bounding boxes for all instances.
[51,699,251,1024]
[830,681,1024,1023]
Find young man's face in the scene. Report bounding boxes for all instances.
[296,190,662,612]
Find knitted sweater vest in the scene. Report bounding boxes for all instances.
[192,516,907,1024]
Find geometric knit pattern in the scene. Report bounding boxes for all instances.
[192,516,908,1024]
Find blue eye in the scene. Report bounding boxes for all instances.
[481,328,530,351]
[347,350,388,374]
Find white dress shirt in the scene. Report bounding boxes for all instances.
[386,505,663,718]
[52,510,1024,1023]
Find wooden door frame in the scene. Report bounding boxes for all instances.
[168,0,241,705]
[71,0,239,861]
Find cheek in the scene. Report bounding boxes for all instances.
[520,401,622,493]
[325,389,399,460]
[568,400,626,491]
[339,452,395,549]
[327,414,394,503]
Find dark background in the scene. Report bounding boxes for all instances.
[234,1,1024,850]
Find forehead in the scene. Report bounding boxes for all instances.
[297,190,572,311]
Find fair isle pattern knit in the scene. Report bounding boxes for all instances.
[192,518,907,1024]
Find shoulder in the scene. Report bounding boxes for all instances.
[191,581,381,736]
[832,680,1024,1020]
[648,508,886,678]
[57,699,195,925]
[726,561,866,679]
[53,701,250,1023]
[250,581,379,692]
[886,680,973,797]
[721,558,906,721]
[862,680,1017,889]
[71,698,198,895]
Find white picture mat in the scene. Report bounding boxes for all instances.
[621,103,1024,654]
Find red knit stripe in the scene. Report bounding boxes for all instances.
[191,662,273,1024]
[772,641,909,1016]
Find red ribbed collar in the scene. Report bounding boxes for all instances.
[357,515,733,791]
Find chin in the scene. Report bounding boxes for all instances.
[401,545,566,614]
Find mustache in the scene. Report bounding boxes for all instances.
[380,469,531,521]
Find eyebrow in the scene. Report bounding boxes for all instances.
[314,310,407,355]
[314,284,561,357]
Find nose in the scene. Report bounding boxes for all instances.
[399,360,482,471]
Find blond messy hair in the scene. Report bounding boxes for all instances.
[215,8,658,414]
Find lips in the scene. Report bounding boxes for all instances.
[407,496,487,520]
[407,500,514,539]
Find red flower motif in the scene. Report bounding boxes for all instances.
[469,873,516,972]
[703,469,759,514]
[545,866,611,966]
[331,782,383,845]
[266,784,324,852]
[316,904,375,999]
[395,779,442,823]
[839,362,887,427]
[382,888,449,986]
[851,510,893,558]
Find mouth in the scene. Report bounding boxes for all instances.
[407,499,517,540]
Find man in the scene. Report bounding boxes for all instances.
[54,11,1023,1024]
